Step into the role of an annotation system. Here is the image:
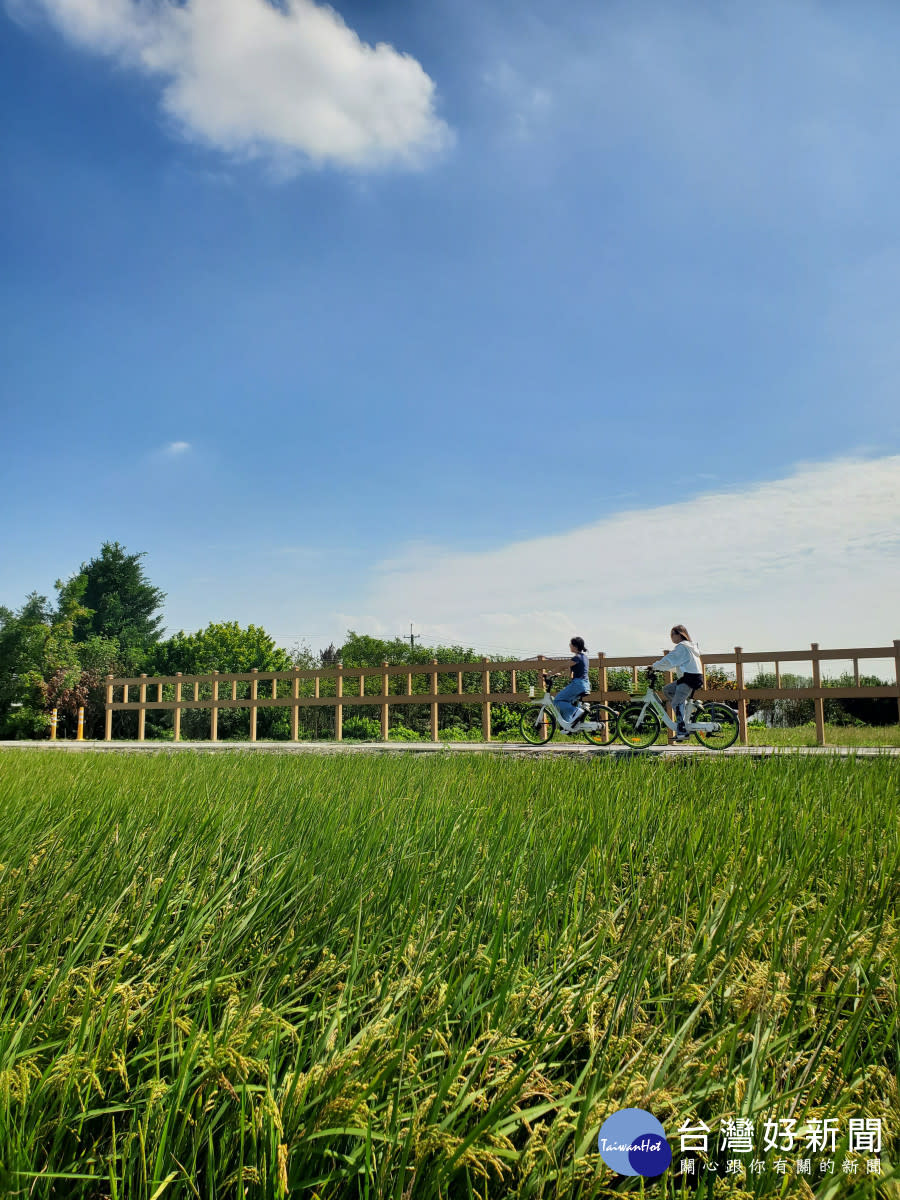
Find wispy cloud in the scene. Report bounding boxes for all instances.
[162,440,191,456]
[17,0,451,170]
[482,61,552,141]
[338,456,900,656]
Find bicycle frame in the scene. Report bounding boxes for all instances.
[526,683,601,734]
[630,687,719,734]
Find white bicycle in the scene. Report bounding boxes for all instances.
[616,667,739,750]
[520,672,619,745]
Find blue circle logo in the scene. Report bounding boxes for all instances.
[597,1107,673,1177]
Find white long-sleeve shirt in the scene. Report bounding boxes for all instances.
[651,640,703,678]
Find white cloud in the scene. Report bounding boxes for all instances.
[339,456,900,657]
[163,440,191,455]
[22,0,450,169]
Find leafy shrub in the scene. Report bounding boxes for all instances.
[2,707,50,740]
[388,724,424,741]
[490,704,520,733]
[343,716,381,740]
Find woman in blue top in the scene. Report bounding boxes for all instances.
[554,636,591,725]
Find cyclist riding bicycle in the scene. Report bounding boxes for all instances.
[553,636,591,727]
[651,625,703,743]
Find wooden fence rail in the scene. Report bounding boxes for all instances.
[103,641,900,747]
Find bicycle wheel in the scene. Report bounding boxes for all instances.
[617,703,662,749]
[692,703,740,750]
[520,706,556,744]
[581,704,620,745]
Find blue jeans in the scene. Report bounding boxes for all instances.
[663,680,695,730]
[555,677,589,721]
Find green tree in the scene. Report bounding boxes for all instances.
[146,622,297,740]
[148,622,295,676]
[71,542,165,661]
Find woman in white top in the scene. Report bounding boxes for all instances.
[651,625,704,742]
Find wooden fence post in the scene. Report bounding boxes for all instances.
[291,668,300,741]
[734,647,749,746]
[105,675,113,741]
[482,658,491,742]
[335,664,343,741]
[431,660,440,742]
[810,643,826,746]
[381,661,390,741]
[174,673,182,742]
[211,671,219,742]
[250,668,258,742]
[810,643,828,745]
[597,652,609,743]
[138,674,147,741]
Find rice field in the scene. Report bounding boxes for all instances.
[0,751,897,1199]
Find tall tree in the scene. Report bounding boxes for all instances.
[71,542,166,655]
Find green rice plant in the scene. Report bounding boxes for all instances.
[0,751,897,1198]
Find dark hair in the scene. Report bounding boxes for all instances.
[671,624,691,642]
[570,636,586,652]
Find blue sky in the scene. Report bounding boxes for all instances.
[2,0,899,658]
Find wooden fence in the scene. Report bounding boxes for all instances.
[104,641,900,747]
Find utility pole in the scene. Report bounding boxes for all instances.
[397,623,420,650]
